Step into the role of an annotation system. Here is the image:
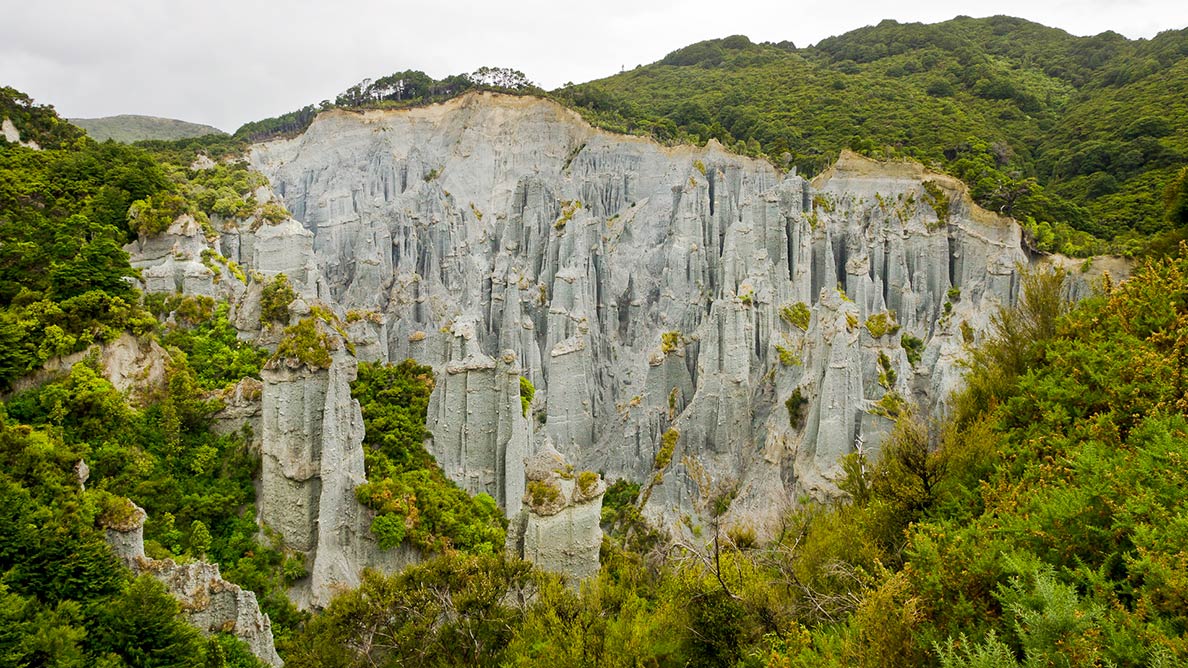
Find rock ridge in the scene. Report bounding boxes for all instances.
[125,92,1129,557]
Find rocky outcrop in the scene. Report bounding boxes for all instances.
[102,503,283,667]
[211,377,264,451]
[259,344,416,609]
[242,93,1057,535]
[4,333,169,400]
[2,117,40,150]
[121,92,1126,544]
[507,444,605,581]
[124,214,242,301]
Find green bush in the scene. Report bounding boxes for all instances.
[865,312,899,338]
[660,330,684,354]
[776,344,801,366]
[877,351,897,389]
[900,333,924,366]
[259,273,297,325]
[780,302,811,330]
[519,376,535,416]
[162,302,267,390]
[921,180,950,224]
[353,360,505,553]
[577,470,600,497]
[526,479,562,510]
[270,317,336,369]
[655,428,679,470]
[785,388,809,429]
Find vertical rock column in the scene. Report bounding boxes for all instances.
[426,318,530,517]
[259,361,329,561]
[507,444,605,582]
[259,346,413,609]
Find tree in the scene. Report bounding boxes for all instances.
[467,67,534,90]
[189,521,211,559]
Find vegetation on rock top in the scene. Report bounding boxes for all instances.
[352,360,506,554]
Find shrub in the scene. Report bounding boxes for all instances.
[260,273,297,325]
[877,351,897,389]
[776,344,801,366]
[271,318,336,369]
[922,180,950,224]
[873,390,906,418]
[577,471,600,497]
[780,302,811,330]
[655,429,679,470]
[865,312,899,338]
[660,330,684,354]
[553,200,581,231]
[519,376,535,416]
[259,201,288,224]
[901,333,924,366]
[786,389,809,429]
[960,320,975,344]
[527,479,561,509]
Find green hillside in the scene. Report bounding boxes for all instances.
[237,17,1188,256]
[71,114,226,143]
[555,16,1188,255]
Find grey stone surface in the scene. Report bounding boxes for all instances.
[426,318,530,516]
[118,92,1128,575]
[124,214,245,301]
[260,344,417,609]
[210,377,264,451]
[243,94,1110,536]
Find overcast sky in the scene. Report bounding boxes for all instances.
[3,0,1187,132]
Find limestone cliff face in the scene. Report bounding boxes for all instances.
[125,92,1121,547]
[241,92,1086,534]
[103,504,283,667]
[427,316,530,517]
[259,346,416,609]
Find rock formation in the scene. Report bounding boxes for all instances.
[102,502,283,667]
[426,317,530,516]
[4,333,169,400]
[242,92,1087,533]
[259,340,416,609]
[507,444,605,581]
[1,117,40,150]
[126,91,1125,551]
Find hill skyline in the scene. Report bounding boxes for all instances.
[4,6,1187,131]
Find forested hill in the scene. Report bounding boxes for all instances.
[233,17,1188,257]
[556,16,1188,256]
[71,115,226,143]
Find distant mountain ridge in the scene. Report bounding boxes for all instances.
[71,114,225,142]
